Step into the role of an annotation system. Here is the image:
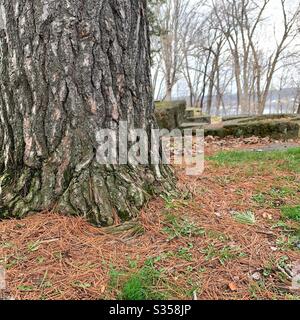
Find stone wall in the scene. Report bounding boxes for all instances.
[205,115,300,139]
[155,100,186,130]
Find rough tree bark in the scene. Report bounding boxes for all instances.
[0,0,175,226]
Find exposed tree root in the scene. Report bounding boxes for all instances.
[0,162,176,226]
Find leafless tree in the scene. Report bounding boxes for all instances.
[151,0,300,115]
[255,0,300,114]
[153,0,191,100]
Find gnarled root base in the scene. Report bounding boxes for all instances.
[0,162,176,226]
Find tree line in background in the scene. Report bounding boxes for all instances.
[149,0,300,115]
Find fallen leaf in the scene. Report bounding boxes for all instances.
[228,282,238,291]
[100,285,106,293]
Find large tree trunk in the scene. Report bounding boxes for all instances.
[0,0,174,225]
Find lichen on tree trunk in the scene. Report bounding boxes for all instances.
[0,0,175,226]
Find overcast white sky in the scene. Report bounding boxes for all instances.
[259,0,299,49]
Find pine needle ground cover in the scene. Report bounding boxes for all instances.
[0,137,300,300]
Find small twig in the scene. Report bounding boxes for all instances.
[256,230,276,236]
[40,238,60,244]
[277,265,293,280]
[193,290,198,300]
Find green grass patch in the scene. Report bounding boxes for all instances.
[208,147,300,173]
[273,211,300,251]
[162,213,205,240]
[268,186,296,198]
[177,244,194,261]
[120,264,165,300]
[206,230,230,242]
[201,244,246,265]
[17,285,34,292]
[276,233,300,251]
[281,206,300,222]
[252,186,297,208]
[109,262,166,300]
[251,193,266,205]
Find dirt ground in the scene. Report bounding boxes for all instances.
[0,136,300,300]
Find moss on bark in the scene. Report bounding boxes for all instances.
[0,162,176,226]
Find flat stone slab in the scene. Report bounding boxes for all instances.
[185,108,202,118]
[185,116,211,124]
[223,114,300,123]
[205,115,300,139]
[180,122,206,130]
